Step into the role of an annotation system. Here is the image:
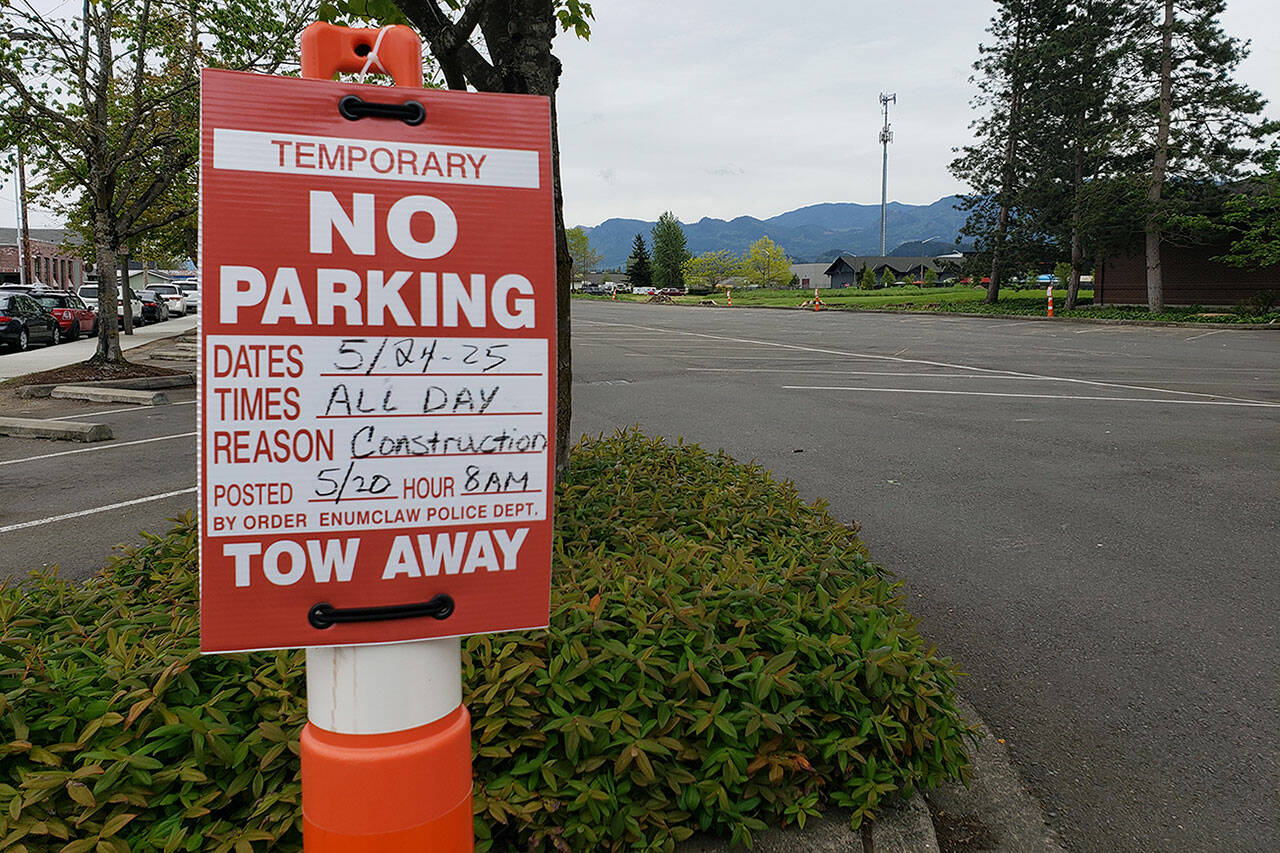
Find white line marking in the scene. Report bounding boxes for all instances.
[0,487,197,535]
[0,432,195,466]
[1185,329,1226,341]
[584,320,1279,405]
[49,399,196,420]
[782,385,1280,408]
[689,367,1059,379]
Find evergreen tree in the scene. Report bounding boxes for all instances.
[880,268,896,288]
[651,211,690,290]
[859,266,877,290]
[1130,0,1273,312]
[626,233,653,289]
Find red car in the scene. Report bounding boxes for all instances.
[32,289,98,340]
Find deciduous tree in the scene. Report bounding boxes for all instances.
[739,236,790,288]
[343,0,594,481]
[565,226,602,278]
[859,266,877,290]
[683,249,738,293]
[0,0,307,363]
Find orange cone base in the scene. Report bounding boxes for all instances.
[302,706,473,852]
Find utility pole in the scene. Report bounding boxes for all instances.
[879,93,896,257]
[15,147,33,285]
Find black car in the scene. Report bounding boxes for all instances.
[0,290,61,350]
[135,289,170,323]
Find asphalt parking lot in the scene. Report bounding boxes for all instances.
[569,302,1278,852]
[0,302,1275,851]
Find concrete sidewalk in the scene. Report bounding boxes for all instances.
[0,313,198,380]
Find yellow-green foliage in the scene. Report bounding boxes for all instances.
[0,432,970,852]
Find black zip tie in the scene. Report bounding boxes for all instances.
[338,94,425,125]
[308,593,454,629]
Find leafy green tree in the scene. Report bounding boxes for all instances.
[1132,0,1273,311]
[683,249,738,293]
[0,0,306,362]
[566,226,602,278]
[739,236,790,287]
[334,0,596,483]
[1218,172,1280,269]
[924,267,939,287]
[626,233,653,289]
[650,211,689,291]
[859,266,877,290]
[880,268,896,288]
[951,0,1050,303]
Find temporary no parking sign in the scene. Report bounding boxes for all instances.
[198,69,555,653]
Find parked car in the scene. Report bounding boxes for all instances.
[32,289,98,340]
[135,289,169,323]
[658,287,686,297]
[146,283,188,316]
[580,284,609,296]
[77,284,100,310]
[78,286,144,325]
[0,289,61,350]
[173,280,200,313]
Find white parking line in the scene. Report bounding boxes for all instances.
[0,487,197,535]
[583,320,1279,406]
[0,432,195,466]
[1185,329,1227,341]
[50,400,196,420]
[782,385,1280,408]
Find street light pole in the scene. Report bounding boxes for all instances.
[879,93,896,257]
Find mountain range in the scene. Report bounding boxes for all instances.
[578,196,972,269]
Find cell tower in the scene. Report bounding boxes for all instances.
[879,92,895,257]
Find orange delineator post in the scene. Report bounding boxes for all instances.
[1047,283,1054,317]
[302,709,473,849]
[300,22,424,88]
[727,287,732,307]
[814,286,821,311]
[298,26,473,853]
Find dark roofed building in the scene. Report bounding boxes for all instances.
[824,254,946,286]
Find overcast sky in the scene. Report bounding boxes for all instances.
[4,0,1278,230]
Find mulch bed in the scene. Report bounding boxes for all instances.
[0,359,187,390]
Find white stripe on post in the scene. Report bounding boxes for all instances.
[306,638,462,734]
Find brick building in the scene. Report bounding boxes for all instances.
[0,227,85,290]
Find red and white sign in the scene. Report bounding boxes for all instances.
[199,69,555,653]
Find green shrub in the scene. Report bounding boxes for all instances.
[1,432,970,852]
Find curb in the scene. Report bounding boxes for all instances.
[50,385,169,406]
[15,373,194,399]
[924,696,1066,852]
[0,416,112,442]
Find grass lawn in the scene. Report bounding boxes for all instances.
[574,285,1279,324]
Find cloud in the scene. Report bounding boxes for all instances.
[705,165,745,177]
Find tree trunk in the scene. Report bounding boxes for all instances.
[92,239,123,363]
[119,251,134,334]
[1146,0,1174,314]
[987,3,1028,305]
[1067,125,1085,311]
